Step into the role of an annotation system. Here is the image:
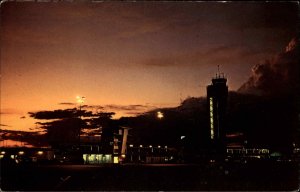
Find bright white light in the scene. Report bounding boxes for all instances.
[1,151,5,155]
[139,145,143,148]
[37,151,44,155]
[76,96,85,104]
[129,144,133,147]
[209,97,214,139]
[157,111,164,119]
[149,145,152,148]
[113,156,119,164]
[180,136,186,140]
[18,151,24,155]
[158,145,161,148]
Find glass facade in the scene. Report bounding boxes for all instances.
[83,154,112,164]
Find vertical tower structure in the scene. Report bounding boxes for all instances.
[207,66,228,152]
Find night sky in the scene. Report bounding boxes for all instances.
[0,1,298,140]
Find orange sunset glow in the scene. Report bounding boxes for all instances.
[1,1,298,145]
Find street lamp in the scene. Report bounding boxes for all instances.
[76,96,85,111]
[157,111,164,119]
[76,96,85,149]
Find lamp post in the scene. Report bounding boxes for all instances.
[157,111,164,119]
[76,96,85,116]
[76,96,85,149]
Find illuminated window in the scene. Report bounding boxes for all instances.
[105,154,112,163]
[88,154,95,162]
[113,156,119,164]
[83,154,87,163]
[209,97,214,139]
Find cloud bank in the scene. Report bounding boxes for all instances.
[238,38,299,96]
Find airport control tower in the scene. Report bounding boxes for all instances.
[207,66,228,154]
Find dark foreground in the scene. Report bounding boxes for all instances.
[1,161,299,191]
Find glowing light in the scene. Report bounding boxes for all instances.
[180,136,186,140]
[149,145,152,148]
[1,151,5,155]
[139,145,143,148]
[129,144,133,147]
[83,154,87,163]
[121,154,126,158]
[209,97,214,139]
[76,96,85,104]
[165,146,168,149]
[157,111,164,119]
[158,145,161,148]
[37,151,44,155]
[113,156,119,164]
[18,151,25,155]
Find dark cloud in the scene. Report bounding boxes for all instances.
[124,111,144,116]
[0,124,10,127]
[59,102,76,105]
[0,129,46,146]
[85,105,104,110]
[143,45,266,68]
[57,104,153,118]
[28,108,91,119]
[105,104,152,111]
[238,38,299,96]
[235,38,300,149]
[92,104,158,117]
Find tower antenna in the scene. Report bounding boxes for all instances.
[217,65,220,77]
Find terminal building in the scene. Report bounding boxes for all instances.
[81,124,131,164]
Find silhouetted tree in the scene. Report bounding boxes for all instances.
[29,109,115,148]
